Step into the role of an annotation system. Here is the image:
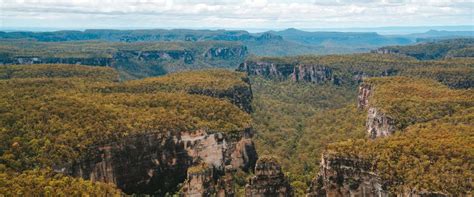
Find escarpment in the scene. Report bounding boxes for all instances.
[237,54,474,89]
[307,77,474,196]
[245,157,293,197]
[71,129,257,195]
[0,40,248,78]
[0,64,259,195]
[357,83,396,139]
[306,154,385,197]
[238,61,342,85]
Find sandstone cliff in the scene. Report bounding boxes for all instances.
[245,157,293,197]
[68,129,257,195]
[357,83,396,139]
[238,61,341,85]
[306,154,386,197]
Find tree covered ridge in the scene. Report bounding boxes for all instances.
[242,53,474,88]
[375,38,474,60]
[325,77,473,194]
[0,64,252,194]
[0,64,120,81]
[0,40,248,79]
[364,76,473,129]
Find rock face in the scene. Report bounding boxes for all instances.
[357,83,396,139]
[306,154,387,197]
[307,154,451,197]
[366,108,396,139]
[180,164,236,197]
[70,129,258,195]
[205,46,248,59]
[245,157,293,197]
[371,48,398,55]
[188,79,253,113]
[0,45,248,78]
[238,61,341,85]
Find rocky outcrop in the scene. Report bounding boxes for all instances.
[180,164,236,197]
[69,129,257,195]
[180,163,217,197]
[371,48,398,55]
[114,50,195,64]
[188,80,253,113]
[307,154,452,197]
[245,157,293,197]
[1,56,114,66]
[357,83,396,139]
[238,61,341,85]
[366,108,396,139]
[307,154,387,197]
[205,46,248,59]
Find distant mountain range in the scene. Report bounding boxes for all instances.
[1,28,472,56]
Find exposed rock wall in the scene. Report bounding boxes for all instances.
[180,164,216,197]
[306,154,387,197]
[188,81,253,113]
[180,164,236,197]
[205,46,248,59]
[245,157,293,197]
[357,83,396,139]
[2,57,114,66]
[307,154,452,197]
[70,129,257,195]
[237,61,340,85]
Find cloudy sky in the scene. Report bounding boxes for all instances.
[1,0,473,31]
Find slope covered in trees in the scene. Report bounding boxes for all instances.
[326,77,473,194]
[0,40,247,79]
[375,38,474,60]
[244,52,473,194]
[0,64,252,194]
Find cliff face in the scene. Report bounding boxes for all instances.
[307,154,386,197]
[357,83,396,139]
[69,129,257,195]
[205,46,248,59]
[180,164,236,197]
[245,157,293,197]
[238,61,340,85]
[4,57,114,66]
[1,46,248,78]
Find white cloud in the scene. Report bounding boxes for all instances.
[0,0,472,30]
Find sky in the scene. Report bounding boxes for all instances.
[1,0,473,31]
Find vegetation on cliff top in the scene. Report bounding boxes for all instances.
[376,38,474,60]
[245,53,474,88]
[325,78,473,194]
[0,64,251,194]
[102,69,249,92]
[0,168,121,196]
[327,107,474,194]
[0,39,247,79]
[365,76,473,129]
[0,64,119,81]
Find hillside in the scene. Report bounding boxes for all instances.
[0,64,256,195]
[374,38,474,60]
[310,77,473,195]
[2,29,471,57]
[0,40,247,79]
[239,52,473,194]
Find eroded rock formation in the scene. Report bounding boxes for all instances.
[306,154,387,197]
[180,163,236,197]
[245,157,293,197]
[238,61,340,85]
[357,83,396,139]
[69,129,257,195]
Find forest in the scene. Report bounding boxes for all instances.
[0,37,473,196]
[0,65,252,195]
